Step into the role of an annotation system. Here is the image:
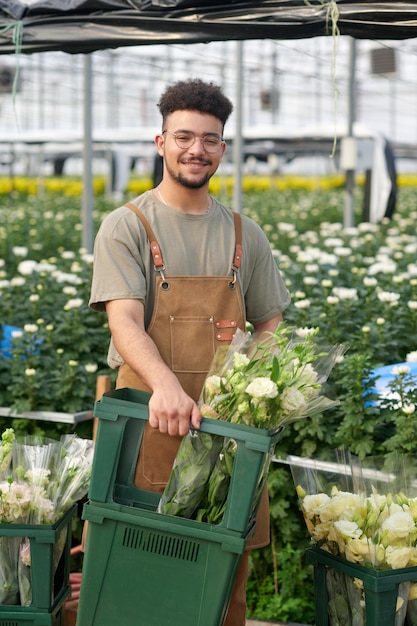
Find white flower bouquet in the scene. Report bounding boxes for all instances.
[0,429,94,606]
[291,450,417,626]
[158,324,346,526]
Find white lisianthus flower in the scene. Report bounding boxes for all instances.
[402,403,416,415]
[406,351,417,363]
[204,375,224,398]
[344,537,370,564]
[297,363,319,387]
[409,582,417,601]
[295,327,319,338]
[68,360,78,367]
[385,546,413,569]
[333,519,362,540]
[381,510,415,540]
[233,352,250,370]
[301,493,331,519]
[280,387,306,414]
[25,368,36,376]
[325,490,364,522]
[245,377,278,400]
[311,520,333,542]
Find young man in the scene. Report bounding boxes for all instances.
[89,78,290,625]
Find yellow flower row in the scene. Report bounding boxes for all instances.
[1,173,417,197]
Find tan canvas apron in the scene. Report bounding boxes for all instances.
[116,202,269,549]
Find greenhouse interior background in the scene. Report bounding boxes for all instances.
[0,36,417,180]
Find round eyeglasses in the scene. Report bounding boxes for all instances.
[162,130,224,153]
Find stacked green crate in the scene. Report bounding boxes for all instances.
[0,505,76,626]
[77,388,282,626]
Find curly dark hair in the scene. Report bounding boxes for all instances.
[157,78,233,127]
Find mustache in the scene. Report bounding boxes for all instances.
[181,157,212,165]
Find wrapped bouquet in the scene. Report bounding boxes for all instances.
[158,324,346,525]
[291,450,417,626]
[0,429,94,606]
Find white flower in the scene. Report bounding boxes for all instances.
[294,299,311,309]
[377,291,400,304]
[233,352,250,370]
[61,250,76,259]
[85,363,98,374]
[24,324,38,333]
[280,387,306,414]
[326,296,339,305]
[295,327,319,338]
[391,365,410,376]
[402,403,416,415]
[333,519,362,540]
[18,260,39,275]
[12,246,28,257]
[406,351,417,363]
[64,298,83,310]
[245,377,278,400]
[381,510,415,540]
[25,368,36,376]
[11,276,25,287]
[332,287,358,301]
[301,493,331,519]
[385,545,414,569]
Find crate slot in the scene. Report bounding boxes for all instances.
[122,526,200,562]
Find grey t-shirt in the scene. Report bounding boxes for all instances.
[89,191,290,368]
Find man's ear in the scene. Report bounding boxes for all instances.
[154,134,165,157]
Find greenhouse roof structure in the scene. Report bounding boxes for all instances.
[0,1,417,56]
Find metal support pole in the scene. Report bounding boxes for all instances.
[82,54,94,253]
[233,41,243,214]
[344,38,357,229]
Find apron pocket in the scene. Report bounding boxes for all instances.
[170,316,215,374]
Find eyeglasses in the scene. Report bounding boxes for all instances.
[162,130,224,153]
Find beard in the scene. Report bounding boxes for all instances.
[165,158,213,189]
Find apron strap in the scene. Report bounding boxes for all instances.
[232,212,243,273]
[125,201,165,275]
[125,200,243,277]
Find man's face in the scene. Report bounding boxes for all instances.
[155,110,226,189]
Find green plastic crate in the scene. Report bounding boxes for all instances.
[0,603,64,626]
[306,546,417,626]
[89,387,283,534]
[0,505,76,612]
[77,501,247,626]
